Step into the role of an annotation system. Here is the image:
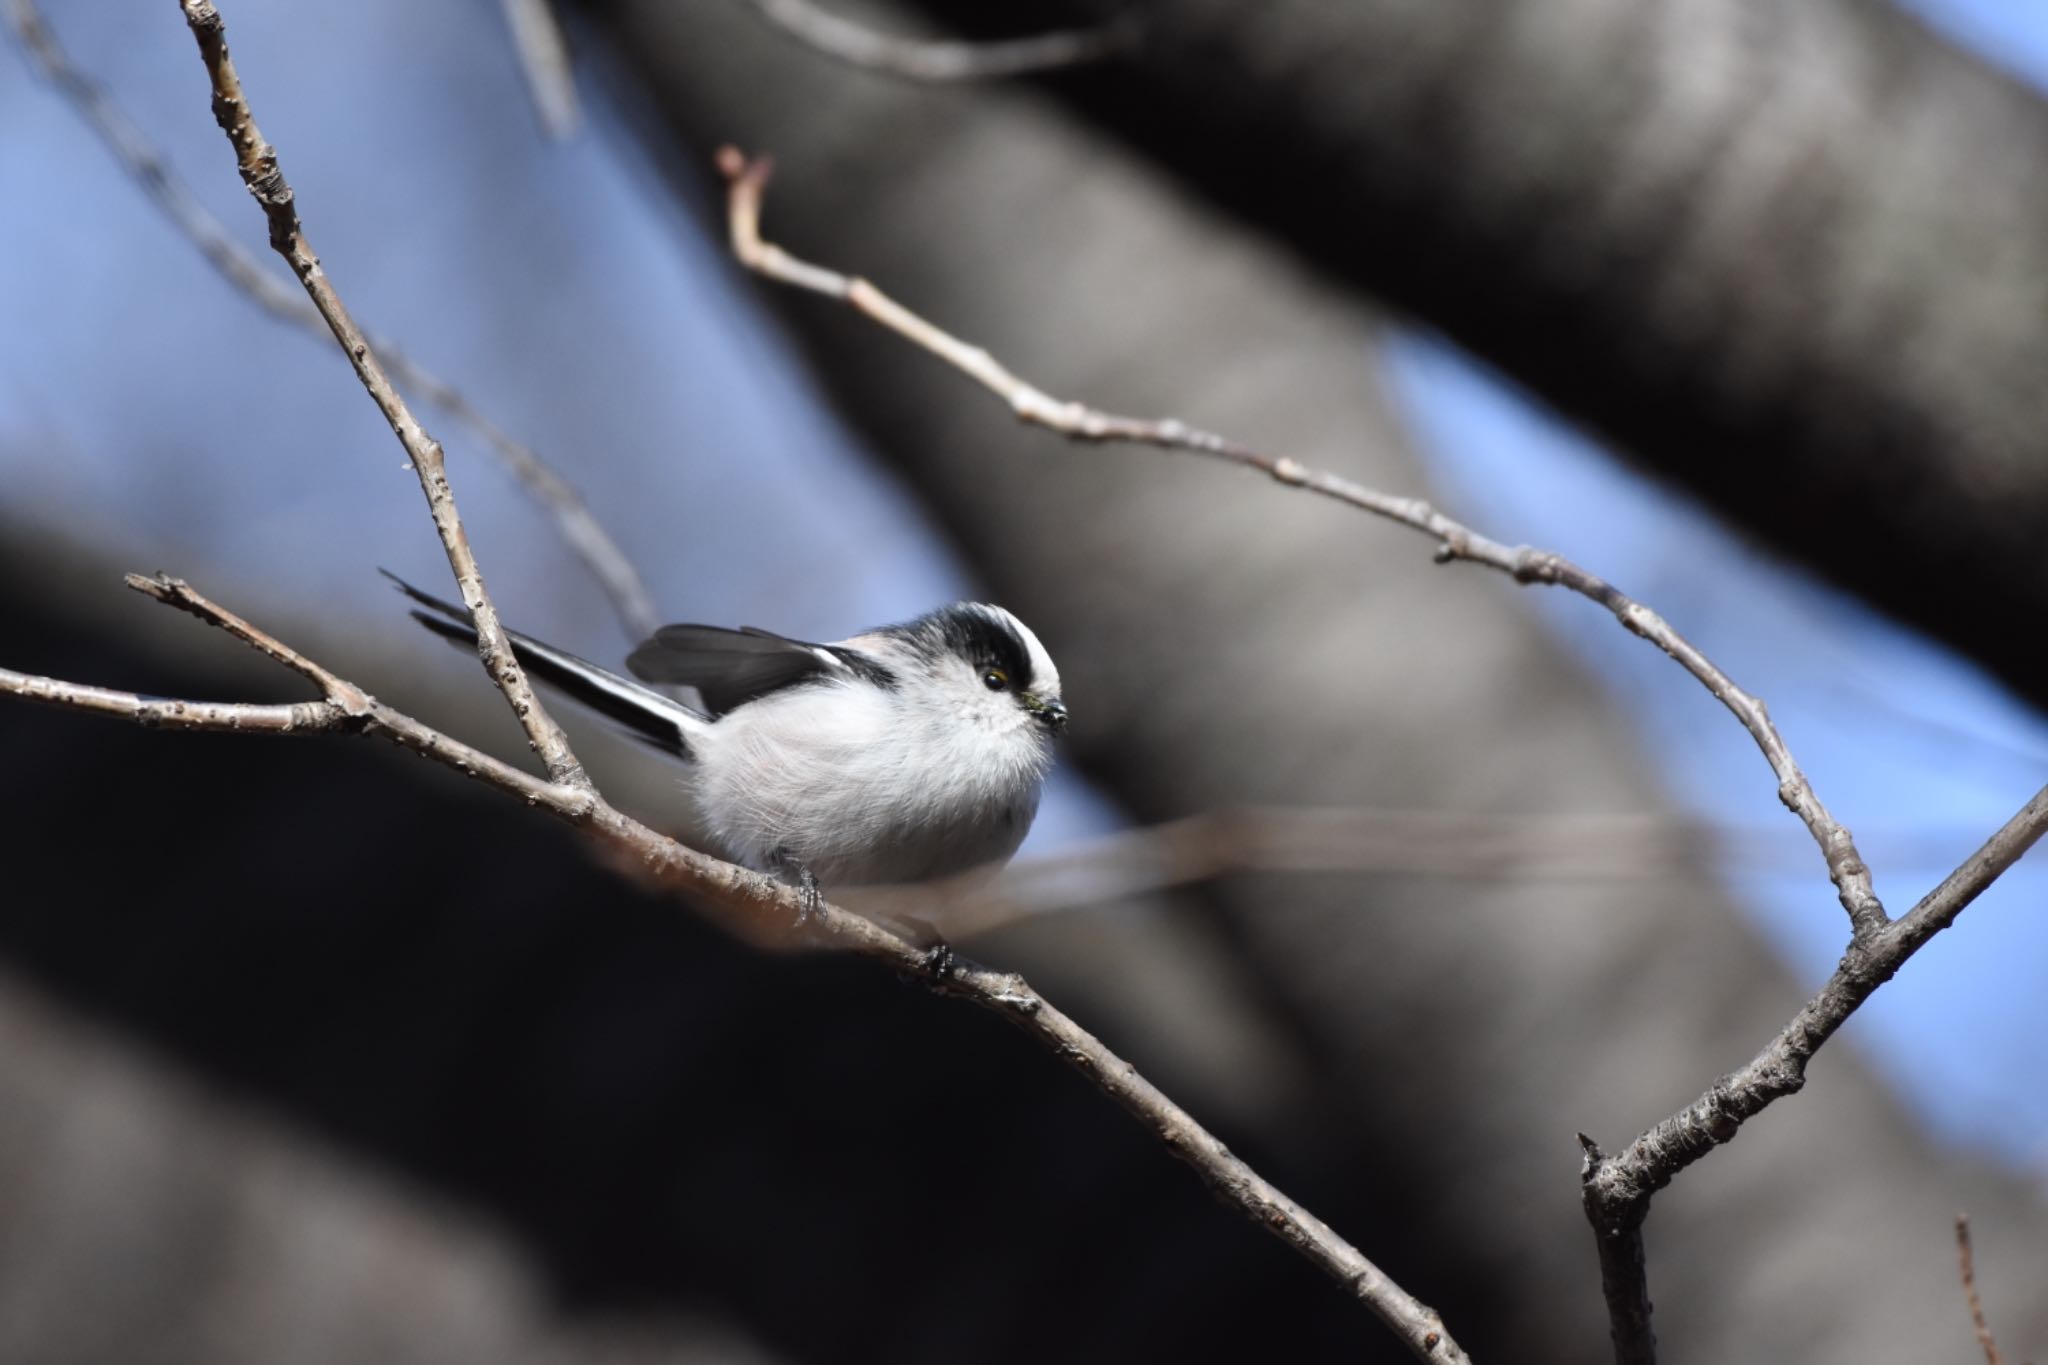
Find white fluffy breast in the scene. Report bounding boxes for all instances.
[687,673,1053,886]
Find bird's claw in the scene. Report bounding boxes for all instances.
[794,864,822,928]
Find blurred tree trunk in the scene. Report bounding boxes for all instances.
[579,0,2048,1358]
[0,965,781,1365]
[880,0,2048,713]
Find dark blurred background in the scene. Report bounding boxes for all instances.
[4,1,2047,1360]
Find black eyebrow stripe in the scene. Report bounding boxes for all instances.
[944,610,1033,688]
[872,605,1035,689]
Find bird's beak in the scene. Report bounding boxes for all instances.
[1029,695,1068,733]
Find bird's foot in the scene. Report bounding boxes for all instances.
[920,933,956,981]
[769,850,823,929]
[794,864,822,928]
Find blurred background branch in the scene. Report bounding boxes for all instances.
[5,0,659,640]
[738,0,1134,82]
[499,0,580,139]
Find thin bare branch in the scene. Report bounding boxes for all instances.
[1956,1215,2007,1365]
[714,147,1886,945]
[173,0,588,789]
[0,576,1467,1364]
[0,666,340,735]
[1580,784,2048,1363]
[498,0,579,138]
[740,0,1134,82]
[126,571,351,691]
[4,0,658,641]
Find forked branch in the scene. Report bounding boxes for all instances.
[1580,784,2048,1362]
[176,0,588,789]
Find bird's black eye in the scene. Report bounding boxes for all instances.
[982,667,1010,691]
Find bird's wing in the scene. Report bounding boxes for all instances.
[384,571,704,758]
[625,623,882,717]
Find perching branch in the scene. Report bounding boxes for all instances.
[3,0,657,642]
[175,0,588,789]
[739,0,1134,82]
[713,147,2048,1363]
[716,147,1885,947]
[0,574,1467,1365]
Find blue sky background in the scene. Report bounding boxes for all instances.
[3,1,2043,1171]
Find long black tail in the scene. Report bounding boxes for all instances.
[383,571,703,759]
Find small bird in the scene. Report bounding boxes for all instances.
[387,574,1066,899]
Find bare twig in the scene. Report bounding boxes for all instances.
[174,0,588,789]
[0,666,339,734]
[0,577,1467,1364]
[4,0,658,641]
[740,0,1134,82]
[1579,785,2048,1363]
[714,147,1886,946]
[498,0,579,138]
[1955,1215,2006,1365]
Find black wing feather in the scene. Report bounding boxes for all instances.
[625,624,845,716]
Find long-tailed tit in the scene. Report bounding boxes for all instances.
[387,575,1066,896]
